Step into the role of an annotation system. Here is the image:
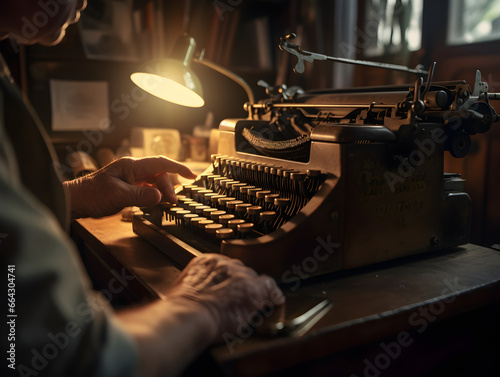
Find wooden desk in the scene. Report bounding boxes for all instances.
[72,214,500,377]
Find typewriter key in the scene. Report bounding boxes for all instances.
[181,185,198,195]
[160,202,176,214]
[246,206,261,215]
[199,173,211,188]
[205,223,223,234]
[188,202,204,211]
[255,190,271,206]
[191,217,206,236]
[210,195,226,206]
[218,197,236,209]
[218,179,233,195]
[205,223,223,242]
[237,223,254,238]
[256,190,271,199]
[235,203,252,218]
[248,188,262,194]
[207,175,221,190]
[183,213,199,230]
[219,214,235,226]
[213,177,226,191]
[232,181,247,188]
[270,167,280,175]
[247,206,262,224]
[248,188,262,203]
[174,210,191,225]
[291,172,306,181]
[198,220,214,236]
[196,190,213,201]
[188,187,202,200]
[228,219,245,231]
[168,207,183,221]
[240,186,255,194]
[202,193,218,205]
[225,181,240,189]
[216,228,234,240]
[202,207,218,218]
[259,211,277,233]
[210,210,227,222]
[195,205,210,215]
[226,200,243,214]
[190,216,204,228]
[274,198,290,207]
[264,194,280,210]
[231,183,247,199]
[307,169,321,176]
[260,211,276,221]
[178,197,194,209]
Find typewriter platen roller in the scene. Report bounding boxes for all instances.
[133,68,499,278]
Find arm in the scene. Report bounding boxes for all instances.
[2,151,284,377]
[116,254,285,377]
[115,298,213,377]
[63,156,197,219]
[0,156,137,377]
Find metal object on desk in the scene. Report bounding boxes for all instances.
[257,299,333,337]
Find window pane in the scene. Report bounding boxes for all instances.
[448,0,500,45]
[364,0,423,57]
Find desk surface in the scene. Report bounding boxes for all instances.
[73,214,500,377]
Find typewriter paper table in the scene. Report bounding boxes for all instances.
[73,215,500,377]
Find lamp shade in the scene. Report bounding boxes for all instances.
[131,34,255,110]
[130,35,205,107]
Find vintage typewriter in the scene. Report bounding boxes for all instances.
[133,35,500,278]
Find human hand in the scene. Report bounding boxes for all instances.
[63,156,197,219]
[166,254,286,343]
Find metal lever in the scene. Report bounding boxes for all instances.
[257,299,332,337]
[257,80,304,100]
[279,33,428,76]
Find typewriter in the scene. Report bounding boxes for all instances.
[133,37,500,278]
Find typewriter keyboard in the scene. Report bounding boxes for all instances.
[154,155,327,249]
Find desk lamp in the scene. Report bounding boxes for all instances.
[130,34,254,109]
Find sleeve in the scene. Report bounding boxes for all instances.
[0,155,138,376]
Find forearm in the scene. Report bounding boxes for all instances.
[115,297,217,377]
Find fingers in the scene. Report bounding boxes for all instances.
[177,255,256,290]
[125,184,163,208]
[181,254,282,302]
[153,171,177,204]
[128,156,198,181]
[115,156,196,203]
[171,254,286,341]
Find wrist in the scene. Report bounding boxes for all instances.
[116,298,217,377]
[163,295,219,345]
[63,178,89,219]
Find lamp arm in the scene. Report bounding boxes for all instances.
[194,58,255,104]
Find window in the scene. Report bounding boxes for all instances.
[447,0,500,45]
[363,0,423,57]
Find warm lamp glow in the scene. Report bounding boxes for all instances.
[131,34,254,111]
[130,72,205,107]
